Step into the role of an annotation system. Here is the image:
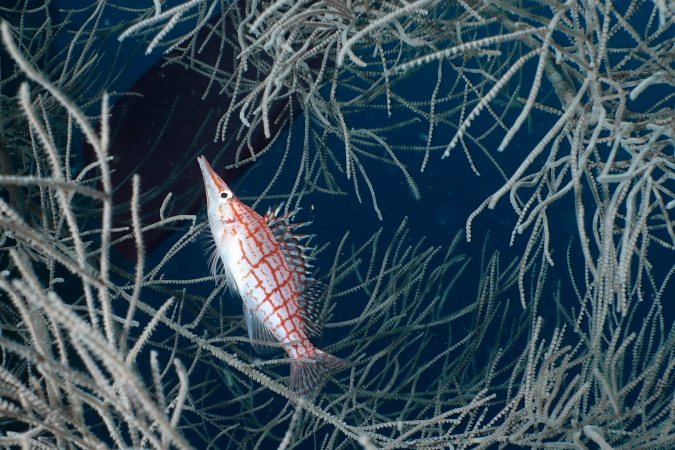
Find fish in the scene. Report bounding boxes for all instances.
[197,155,352,401]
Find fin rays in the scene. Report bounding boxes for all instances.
[290,348,353,401]
[265,203,326,337]
[202,224,238,295]
[244,306,281,354]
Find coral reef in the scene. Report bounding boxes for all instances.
[2,1,675,449]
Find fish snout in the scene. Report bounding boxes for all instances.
[198,155,230,195]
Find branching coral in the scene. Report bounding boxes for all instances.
[2,0,675,450]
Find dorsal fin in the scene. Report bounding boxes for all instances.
[297,279,325,337]
[265,204,325,337]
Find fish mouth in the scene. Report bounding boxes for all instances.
[197,155,228,193]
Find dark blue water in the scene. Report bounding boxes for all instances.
[6,0,675,448]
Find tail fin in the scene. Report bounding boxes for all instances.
[290,348,352,401]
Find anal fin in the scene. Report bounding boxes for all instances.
[244,305,280,354]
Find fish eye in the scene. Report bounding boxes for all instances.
[218,190,231,203]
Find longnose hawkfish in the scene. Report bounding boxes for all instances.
[197,156,352,401]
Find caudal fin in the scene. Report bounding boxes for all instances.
[290,348,352,401]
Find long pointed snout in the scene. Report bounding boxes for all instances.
[198,155,229,194]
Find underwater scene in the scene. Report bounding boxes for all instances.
[1,0,674,449]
